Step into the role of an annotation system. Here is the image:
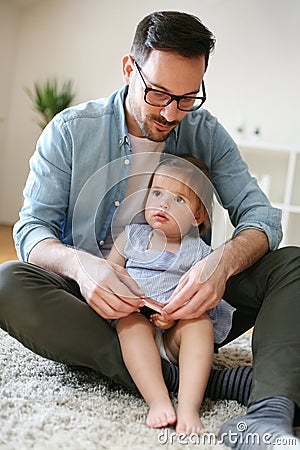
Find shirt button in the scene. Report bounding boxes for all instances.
[124,158,130,165]
[114,200,120,207]
[99,240,105,246]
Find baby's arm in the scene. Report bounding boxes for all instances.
[107,232,126,267]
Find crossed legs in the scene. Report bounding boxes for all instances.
[1,246,300,438]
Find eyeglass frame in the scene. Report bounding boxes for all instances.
[133,60,206,112]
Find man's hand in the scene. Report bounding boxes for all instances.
[163,229,269,320]
[75,251,145,319]
[28,238,145,320]
[162,254,227,320]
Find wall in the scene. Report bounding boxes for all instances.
[0,1,21,222]
[1,0,299,223]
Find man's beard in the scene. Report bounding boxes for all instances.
[128,97,179,142]
[140,114,179,142]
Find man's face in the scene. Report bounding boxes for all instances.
[123,50,206,142]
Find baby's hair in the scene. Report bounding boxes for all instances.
[149,154,213,235]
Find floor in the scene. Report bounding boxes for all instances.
[0,224,18,263]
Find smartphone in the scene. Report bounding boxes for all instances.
[140,296,163,318]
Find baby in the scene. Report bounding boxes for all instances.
[108,155,235,435]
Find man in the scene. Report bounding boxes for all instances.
[0,11,299,448]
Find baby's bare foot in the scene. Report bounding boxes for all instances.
[146,396,177,429]
[176,405,203,435]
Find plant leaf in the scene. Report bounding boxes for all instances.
[24,78,76,129]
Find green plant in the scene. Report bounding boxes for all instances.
[25,79,75,129]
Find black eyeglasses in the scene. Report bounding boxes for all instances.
[134,61,206,112]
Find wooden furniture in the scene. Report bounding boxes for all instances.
[0,225,17,263]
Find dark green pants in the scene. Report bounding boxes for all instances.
[0,247,299,421]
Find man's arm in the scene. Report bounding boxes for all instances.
[218,228,269,278]
[29,238,145,320]
[163,228,268,319]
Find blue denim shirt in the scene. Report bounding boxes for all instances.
[14,85,282,261]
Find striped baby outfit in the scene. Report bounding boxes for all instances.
[124,223,235,344]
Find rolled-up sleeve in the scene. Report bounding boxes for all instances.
[229,179,282,250]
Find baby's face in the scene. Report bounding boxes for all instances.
[144,170,203,240]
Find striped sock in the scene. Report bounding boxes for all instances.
[166,364,252,405]
[165,360,179,392]
[205,365,252,405]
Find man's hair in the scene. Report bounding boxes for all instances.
[131,11,216,69]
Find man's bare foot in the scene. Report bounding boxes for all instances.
[146,396,177,428]
[176,405,203,435]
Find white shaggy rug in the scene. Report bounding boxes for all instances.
[0,330,298,450]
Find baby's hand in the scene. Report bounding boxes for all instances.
[150,313,175,329]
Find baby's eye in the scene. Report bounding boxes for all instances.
[175,196,185,204]
[152,190,161,197]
